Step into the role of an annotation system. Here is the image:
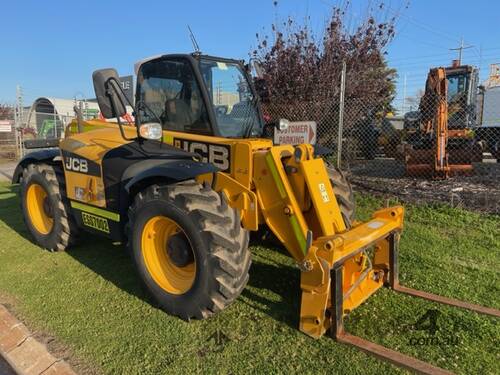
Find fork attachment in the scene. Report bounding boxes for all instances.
[325,232,500,375]
[253,143,499,374]
[299,209,405,338]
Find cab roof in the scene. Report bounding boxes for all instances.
[134,53,244,75]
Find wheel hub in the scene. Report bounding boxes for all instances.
[26,183,54,235]
[166,233,194,267]
[42,197,53,218]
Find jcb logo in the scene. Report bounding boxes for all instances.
[174,139,231,172]
[65,157,88,173]
[61,151,100,177]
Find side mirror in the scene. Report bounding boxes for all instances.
[92,68,127,119]
[278,118,290,131]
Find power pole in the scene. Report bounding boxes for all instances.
[15,85,25,158]
[450,38,473,65]
[336,61,347,169]
[15,85,24,127]
[402,74,407,114]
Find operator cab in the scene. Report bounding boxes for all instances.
[135,53,264,139]
[445,64,478,129]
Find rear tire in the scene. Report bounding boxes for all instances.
[326,165,355,228]
[20,163,79,251]
[128,181,250,320]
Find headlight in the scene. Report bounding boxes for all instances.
[139,122,162,140]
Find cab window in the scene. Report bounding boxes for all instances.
[137,58,211,134]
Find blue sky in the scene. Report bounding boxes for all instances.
[1,0,499,109]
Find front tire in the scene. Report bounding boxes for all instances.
[326,165,355,228]
[128,181,250,320]
[20,163,78,251]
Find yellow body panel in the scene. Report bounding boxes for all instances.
[162,129,272,228]
[61,121,136,207]
[299,158,346,235]
[253,145,310,261]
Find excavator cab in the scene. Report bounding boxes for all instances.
[446,64,478,129]
[403,63,481,178]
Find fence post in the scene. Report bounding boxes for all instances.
[337,61,347,169]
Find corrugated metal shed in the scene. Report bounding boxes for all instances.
[26,97,100,133]
[481,86,500,128]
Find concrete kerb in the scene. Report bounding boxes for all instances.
[0,304,77,375]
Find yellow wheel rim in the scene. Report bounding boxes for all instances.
[141,216,196,295]
[26,183,53,235]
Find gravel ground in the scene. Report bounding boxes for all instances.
[347,158,500,215]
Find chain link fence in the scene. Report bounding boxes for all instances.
[4,66,500,213]
[11,112,76,160]
[262,78,500,214]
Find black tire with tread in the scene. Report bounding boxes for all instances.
[20,163,79,251]
[326,165,355,228]
[128,181,250,320]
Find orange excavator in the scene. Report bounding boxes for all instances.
[403,64,481,178]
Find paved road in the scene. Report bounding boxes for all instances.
[0,356,16,375]
[0,161,16,182]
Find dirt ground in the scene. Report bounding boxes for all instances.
[347,158,500,215]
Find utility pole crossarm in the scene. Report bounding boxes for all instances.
[449,38,473,65]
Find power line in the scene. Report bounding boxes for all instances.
[386,5,463,44]
[389,52,500,70]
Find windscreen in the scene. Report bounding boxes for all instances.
[447,74,468,104]
[199,59,262,137]
[447,73,470,128]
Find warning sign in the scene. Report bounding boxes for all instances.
[274,121,316,145]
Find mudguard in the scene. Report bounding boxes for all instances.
[11,149,60,183]
[121,158,219,209]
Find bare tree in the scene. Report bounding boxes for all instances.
[0,103,13,120]
[252,1,400,144]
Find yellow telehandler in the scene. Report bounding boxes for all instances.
[13,53,499,374]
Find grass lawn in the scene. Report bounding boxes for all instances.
[0,183,498,374]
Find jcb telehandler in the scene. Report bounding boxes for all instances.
[13,53,499,374]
